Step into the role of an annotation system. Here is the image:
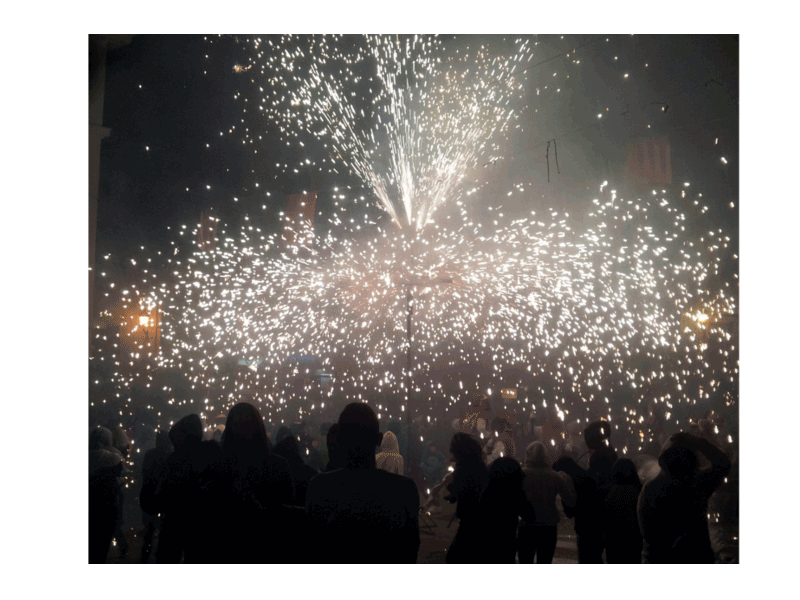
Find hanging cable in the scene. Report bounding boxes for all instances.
[546,140,551,182]
[553,138,560,175]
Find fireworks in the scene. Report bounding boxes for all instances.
[91,35,737,449]
[243,35,531,229]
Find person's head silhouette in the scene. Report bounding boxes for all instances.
[222,403,271,478]
[337,402,383,467]
[169,414,203,449]
[659,444,698,481]
[488,456,524,484]
[450,432,483,466]
[611,457,642,487]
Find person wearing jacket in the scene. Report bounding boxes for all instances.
[519,442,576,564]
[420,443,447,491]
[89,426,123,563]
[138,430,172,562]
[638,431,731,563]
[477,457,537,563]
[444,432,489,563]
[273,433,318,507]
[216,403,294,563]
[108,425,132,558]
[552,455,600,563]
[603,458,643,563]
[376,430,404,476]
[305,403,420,563]
[324,423,345,472]
[155,414,223,563]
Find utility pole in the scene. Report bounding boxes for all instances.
[400,276,452,482]
[405,286,413,467]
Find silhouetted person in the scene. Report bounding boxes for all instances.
[305,402,420,563]
[273,433,318,507]
[603,458,643,563]
[155,414,223,563]
[518,411,537,456]
[216,403,294,563]
[541,411,567,466]
[477,457,536,563]
[519,442,576,564]
[576,450,616,563]
[376,430,404,475]
[444,432,488,563]
[420,443,447,491]
[552,456,599,564]
[638,432,731,563]
[274,425,292,446]
[89,426,123,563]
[138,430,172,563]
[325,423,344,472]
[109,425,131,558]
[573,420,618,563]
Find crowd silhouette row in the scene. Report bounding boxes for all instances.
[89,400,732,564]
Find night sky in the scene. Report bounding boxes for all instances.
[98,35,252,254]
[97,34,739,268]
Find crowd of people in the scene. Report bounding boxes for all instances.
[89,398,734,564]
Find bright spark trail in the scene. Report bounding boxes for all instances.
[91,35,737,453]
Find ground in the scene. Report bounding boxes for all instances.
[105,477,737,564]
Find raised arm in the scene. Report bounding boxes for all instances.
[671,432,731,491]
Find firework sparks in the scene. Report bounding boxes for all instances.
[92,35,737,448]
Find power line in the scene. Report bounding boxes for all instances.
[483,69,738,170]
[509,35,607,78]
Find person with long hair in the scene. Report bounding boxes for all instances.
[444,432,489,563]
[216,402,294,563]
